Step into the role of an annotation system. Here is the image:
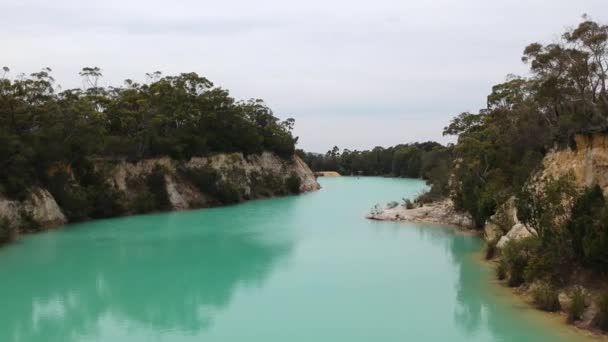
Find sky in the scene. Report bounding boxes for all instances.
[2,0,608,153]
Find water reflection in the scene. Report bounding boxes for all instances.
[0,204,294,342]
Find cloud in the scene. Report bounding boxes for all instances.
[2,0,608,152]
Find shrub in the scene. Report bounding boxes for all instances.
[47,170,93,221]
[386,201,399,209]
[594,291,608,331]
[496,260,507,281]
[285,173,301,194]
[146,166,171,211]
[216,180,241,204]
[415,190,441,204]
[180,166,220,196]
[532,283,561,312]
[19,209,40,232]
[132,193,159,214]
[89,187,126,218]
[567,288,586,323]
[501,237,539,287]
[0,217,15,243]
[403,198,415,209]
[485,239,498,260]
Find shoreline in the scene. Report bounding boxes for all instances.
[368,199,608,340]
[476,254,608,341]
[0,187,321,248]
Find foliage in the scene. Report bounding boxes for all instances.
[496,260,507,281]
[441,16,608,229]
[299,142,451,181]
[285,173,301,194]
[485,239,498,260]
[215,180,241,204]
[0,69,298,204]
[146,166,171,211]
[568,185,608,273]
[501,237,540,287]
[403,198,415,209]
[180,166,220,196]
[595,291,608,331]
[531,283,561,312]
[0,217,15,243]
[567,288,586,323]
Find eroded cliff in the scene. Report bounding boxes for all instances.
[0,153,319,241]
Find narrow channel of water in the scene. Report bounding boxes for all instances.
[0,177,596,341]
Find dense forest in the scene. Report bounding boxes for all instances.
[0,68,298,201]
[298,142,452,197]
[298,142,444,176]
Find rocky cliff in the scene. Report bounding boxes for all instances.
[537,133,608,194]
[0,152,319,241]
[487,132,608,248]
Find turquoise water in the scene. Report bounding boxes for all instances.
[0,177,592,341]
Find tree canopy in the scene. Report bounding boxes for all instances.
[0,68,298,199]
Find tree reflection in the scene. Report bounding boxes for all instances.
[0,209,293,342]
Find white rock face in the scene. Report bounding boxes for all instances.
[0,152,319,238]
[496,223,537,248]
[101,152,320,212]
[366,199,475,229]
[0,188,67,230]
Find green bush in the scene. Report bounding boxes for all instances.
[0,217,15,243]
[403,198,415,209]
[501,237,539,287]
[18,209,40,232]
[89,187,126,218]
[594,291,608,331]
[496,260,507,281]
[567,288,586,323]
[146,166,171,211]
[568,185,608,273]
[47,170,93,221]
[532,283,561,312]
[485,239,498,260]
[215,180,241,204]
[132,193,160,214]
[180,166,220,196]
[285,173,301,194]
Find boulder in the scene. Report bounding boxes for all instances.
[496,223,537,249]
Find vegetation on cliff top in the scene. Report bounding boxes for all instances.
[0,68,298,200]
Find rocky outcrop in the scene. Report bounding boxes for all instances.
[487,132,608,249]
[496,223,537,249]
[537,133,608,194]
[0,188,67,232]
[101,152,319,211]
[366,199,475,228]
[0,152,319,241]
[485,197,537,248]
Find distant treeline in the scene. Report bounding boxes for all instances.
[297,142,451,193]
[0,68,297,200]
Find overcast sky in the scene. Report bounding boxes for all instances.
[2,0,608,152]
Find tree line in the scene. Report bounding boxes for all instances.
[298,142,451,190]
[0,68,297,200]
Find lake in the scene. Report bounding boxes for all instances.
[0,177,594,341]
